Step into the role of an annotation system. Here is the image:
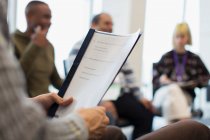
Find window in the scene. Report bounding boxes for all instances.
[16,0,102,77]
[91,0,103,16]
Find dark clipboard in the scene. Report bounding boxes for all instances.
[47,29,142,117]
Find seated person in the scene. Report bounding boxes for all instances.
[0,1,126,140]
[1,2,210,140]
[11,1,63,97]
[153,23,209,122]
[69,13,154,139]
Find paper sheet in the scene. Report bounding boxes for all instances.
[56,30,141,117]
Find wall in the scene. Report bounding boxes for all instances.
[7,0,17,33]
[200,0,210,70]
[199,0,210,117]
[128,0,146,86]
[102,0,146,85]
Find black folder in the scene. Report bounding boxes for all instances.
[48,29,142,117]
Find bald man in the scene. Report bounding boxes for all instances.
[12,1,63,97]
[69,13,154,140]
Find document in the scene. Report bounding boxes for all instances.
[50,29,142,117]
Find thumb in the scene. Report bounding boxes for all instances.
[50,93,73,106]
[31,26,41,39]
[41,27,49,36]
[60,97,74,106]
[34,26,42,34]
[50,93,63,105]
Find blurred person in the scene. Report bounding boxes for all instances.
[0,1,126,140]
[69,13,154,139]
[153,23,209,122]
[12,1,63,97]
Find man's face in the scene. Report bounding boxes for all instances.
[27,4,52,32]
[94,14,113,33]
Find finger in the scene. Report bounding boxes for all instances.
[144,103,151,110]
[50,93,73,106]
[60,97,73,106]
[149,105,154,111]
[97,108,107,116]
[31,26,42,40]
[104,116,110,125]
[96,106,106,112]
[35,26,42,34]
[31,33,35,40]
[148,104,154,110]
[148,102,153,108]
[50,93,64,105]
[145,105,150,110]
[90,106,106,115]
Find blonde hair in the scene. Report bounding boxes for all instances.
[173,22,192,46]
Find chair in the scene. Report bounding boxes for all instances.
[207,85,210,102]
[63,57,75,77]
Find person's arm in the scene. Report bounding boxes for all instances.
[120,63,154,111]
[31,94,109,140]
[13,40,42,77]
[152,55,170,90]
[50,46,63,89]
[12,27,49,77]
[196,56,210,87]
[119,62,143,99]
[50,64,63,89]
[0,34,89,140]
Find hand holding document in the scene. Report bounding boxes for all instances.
[48,29,142,117]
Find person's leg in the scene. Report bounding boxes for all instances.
[153,84,191,122]
[101,126,127,140]
[114,94,154,140]
[136,120,210,140]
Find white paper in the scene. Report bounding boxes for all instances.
[56,30,141,117]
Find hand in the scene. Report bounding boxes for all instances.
[32,93,73,111]
[160,74,172,85]
[77,107,109,140]
[140,98,155,113]
[188,81,198,88]
[31,26,49,47]
[181,80,198,89]
[100,101,118,120]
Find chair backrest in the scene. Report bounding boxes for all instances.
[207,85,210,102]
[152,63,160,97]
[63,57,74,77]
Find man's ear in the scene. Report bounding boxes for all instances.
[91,23,97,29]
[26,15,31,24]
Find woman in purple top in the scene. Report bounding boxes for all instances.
[153,23,209,122]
